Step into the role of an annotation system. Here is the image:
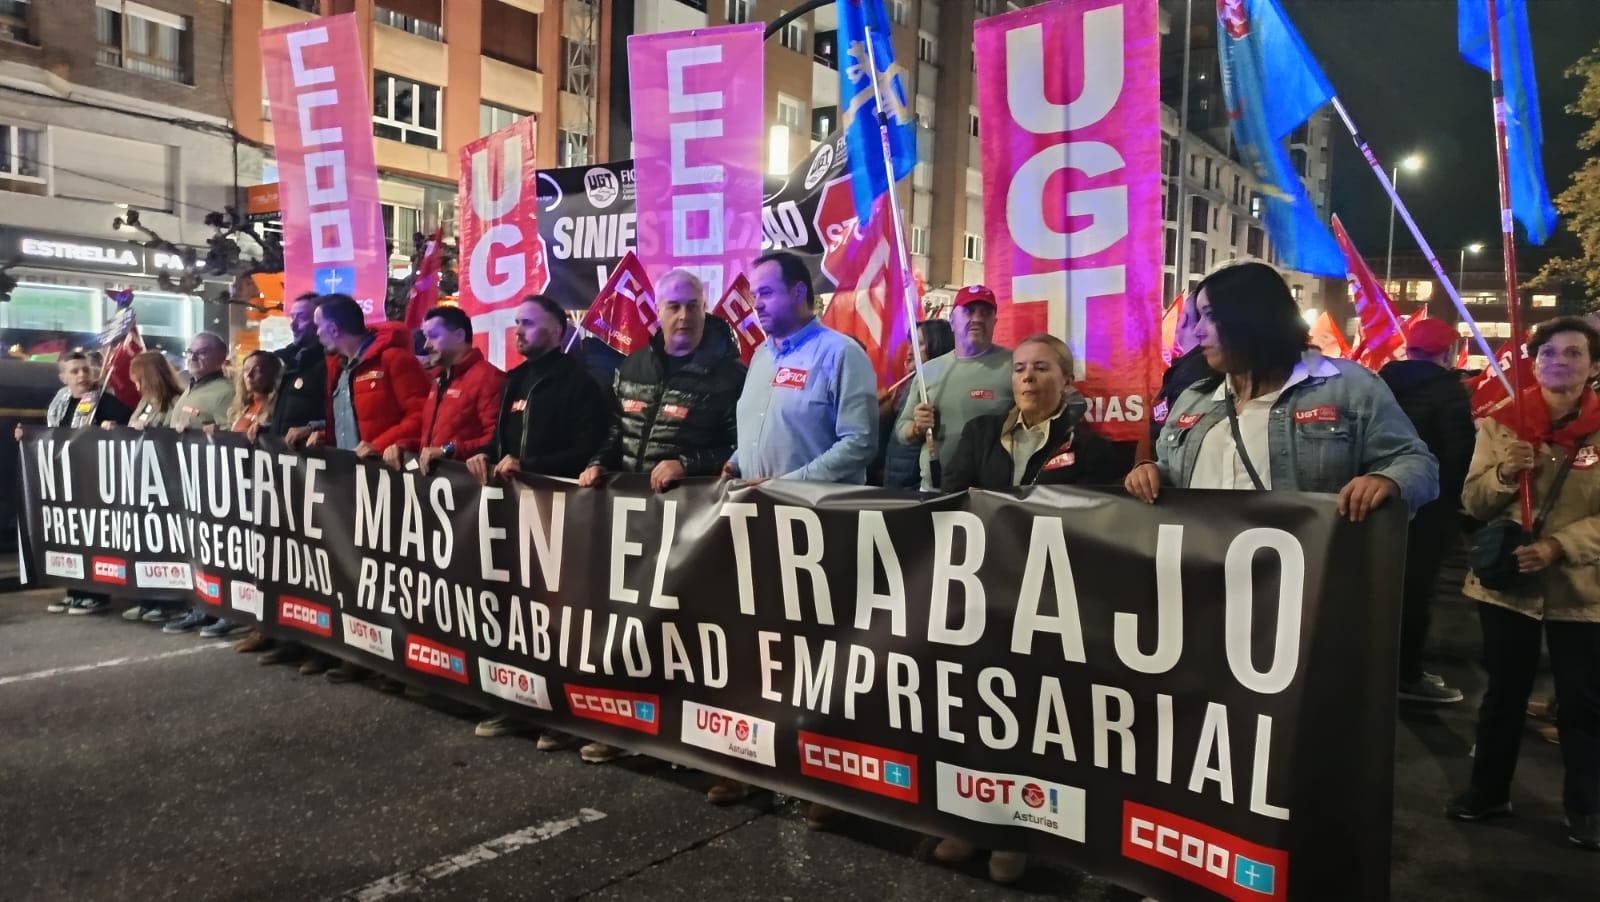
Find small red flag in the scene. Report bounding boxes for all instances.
[1308,311,1351,359]
[711,273,767,365]
[1332,216,1406,372]
[1159,293,1185,367]
[580,252,658,355]
[403,227,446,330]
[1469,341,1535,421]
[101,324,145,411]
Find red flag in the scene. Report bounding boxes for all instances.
[1469,341,1535,421]
[815,191,912,388]
[1159,293,1185,367]
[1308,311,1351,359]
[1331,216,1406,371]
[102,324,145,411]
[580,252,658,356]
[403,227,446,330]
[711,273,766,365]
[25,339,67,362]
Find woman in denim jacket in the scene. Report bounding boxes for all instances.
[1125,262,1438,518]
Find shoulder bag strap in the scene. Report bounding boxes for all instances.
[1530,452,1579,537]
[1224,394,1268,491]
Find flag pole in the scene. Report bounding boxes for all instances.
[1485,0,1534,524]
[1171,0,1195,300]
[861,21,929,409]
[1328,96,1510,393]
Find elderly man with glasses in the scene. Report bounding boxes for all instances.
[163,331,238,636]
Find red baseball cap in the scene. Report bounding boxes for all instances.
[954,285,996,308]
[1404,317,1460,358]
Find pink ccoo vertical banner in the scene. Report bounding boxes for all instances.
[261,14,388,323]
[628,24,766,302]
[975,0,1163,442]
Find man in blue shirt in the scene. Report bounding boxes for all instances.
[723,251,878,485]
[714,251,876,824]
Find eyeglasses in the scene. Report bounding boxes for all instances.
[184,348,213,359]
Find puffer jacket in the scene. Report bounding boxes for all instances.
[1154,350,1440,514]
[272,336,328,434]
[1462,417,1600,622]
[591,325,745,476]
[943,390,1133,491]
[419,347,505,458]
[321,322,433,451]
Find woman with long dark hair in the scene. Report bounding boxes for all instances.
[1125,261,1437,517]
[1447,316,1600,851]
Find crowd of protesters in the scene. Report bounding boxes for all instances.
[19,254,1600,869]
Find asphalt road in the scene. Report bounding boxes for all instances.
[1,556,1597,902]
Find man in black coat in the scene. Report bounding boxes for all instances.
[579,269,745,494]
[268,292,330,435]
[1380,317,1475,704]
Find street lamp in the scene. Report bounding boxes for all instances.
[1458,242,1485,288]
[1385,153,1424,286]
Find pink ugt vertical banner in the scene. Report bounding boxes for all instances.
[975,0,1163,442]
[261,14,388,323]
[457,117,549,368]
[628,24,765,302]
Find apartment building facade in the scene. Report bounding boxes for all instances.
[0,0,248,357]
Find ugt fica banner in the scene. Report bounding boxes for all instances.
[18,427,1400,901]
[261,13,388,322]
[975,0,1164,441]
[628,24,767,300]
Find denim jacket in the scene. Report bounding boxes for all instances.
[1153,351,1440,514]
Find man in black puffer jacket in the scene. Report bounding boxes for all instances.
[579,268,745,495]
[268,292,330,435]
[1380,317,1475,705]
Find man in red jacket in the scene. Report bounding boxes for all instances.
[285,294,431,457]
[382,305,505,473]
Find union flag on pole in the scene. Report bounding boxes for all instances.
[1331,216,1405,371]
[100,289,145,410]
[1308,311,1351,359]
[403,227,446,330]
[711,273,766,365]
[580,252,658,356]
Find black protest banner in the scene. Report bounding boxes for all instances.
[16,427,1401,902]
[536,135,849,306]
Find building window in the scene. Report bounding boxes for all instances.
[780,13,807,54]
[1164,229,1176,265]
[918,32,937,64]
[380,203,420,245]
[1189,239,1206,276]
[810,105,836,142]
[890,0,909,26]
[0,0,32,43]
[96,2,191,85]
[1249,193,1264,220]
[725,0,751,24]
[1189,197,1209,235]
[481,2,539,70]
[561,37,595,97]
[963,233,984,263]
[373,72,442,149]
[558,129,590,166]
[975,0,995,14]
[910,226,930,258]
[479,103,530,137]
[814,29,837,69]
[374,4,442,41]
[776,94,806,133]
[0,122,43,182]
[969,111,979,138]
[1230,214,1240,247]
[1246,226,1264,258]
[914,95,935,129]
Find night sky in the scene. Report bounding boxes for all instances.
[1279,0,1599,272]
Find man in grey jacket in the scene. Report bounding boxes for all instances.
[169,332,235,431]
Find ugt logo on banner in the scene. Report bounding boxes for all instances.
[974,0,1163,440]
[457,117,550,367]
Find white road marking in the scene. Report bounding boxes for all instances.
[0,642,230,686]
[330,809,609,902]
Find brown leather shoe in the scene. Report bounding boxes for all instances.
[234,631,273,654]
[706,778,750,805]
[805,802,846,831]
[932,837,976,863]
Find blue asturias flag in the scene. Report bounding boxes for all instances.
[837,0,915,223]
[1458,0,1558,245]
[1216,0,1344,278]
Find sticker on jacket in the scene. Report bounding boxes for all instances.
[1575,446,1599,470]
[970,389,995,401]
[511,399,528,413]
[361,371,384,382]
[623,399,647,414]
[773,367,809,389]
[659,404,690,419]
[1293,405,1338,424]
[1174,412,1202,430]
[1152,398,1169,424]
[1041,440,1076,472]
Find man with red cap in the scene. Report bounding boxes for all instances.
[894,285,1014,489]
[1380,316,1475,704]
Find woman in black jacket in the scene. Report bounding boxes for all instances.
[931,333,1128,884]
[942,334,1131,494]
